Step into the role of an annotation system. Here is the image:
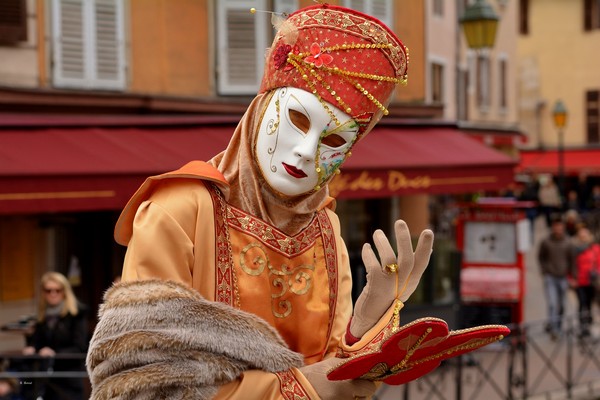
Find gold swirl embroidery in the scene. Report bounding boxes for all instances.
[240,243,315,318]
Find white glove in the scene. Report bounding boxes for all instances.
[349,220,434,339]
[300,357,376,400]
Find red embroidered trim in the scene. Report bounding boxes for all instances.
[227,205,321,257]
[209,184,236,307]
[316,209,338,354]
[337,317,391,358]
[275,370,310,400]
[284,7,407,77]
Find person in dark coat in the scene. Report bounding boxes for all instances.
[22,272,88,400]
[538,217,572,339]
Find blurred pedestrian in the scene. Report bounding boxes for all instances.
[584,185,600,242]
[22,272,88,400]
[538,176,562,227]
[568,226,600,338]
[538,217,572,339]
[587,184,600,211]
[565,190,581,214]
[564,209,581,237]
[576,173,592,213]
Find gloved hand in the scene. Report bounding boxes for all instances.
[349,220,434,339]
[300,357,376,400]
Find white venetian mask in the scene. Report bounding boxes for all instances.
[255,87,359,197]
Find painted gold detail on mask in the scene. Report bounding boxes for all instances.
[314,118,358,189]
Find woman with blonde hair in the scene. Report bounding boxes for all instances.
[22,271,88,400]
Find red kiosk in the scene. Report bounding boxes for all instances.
[456,198,534,327]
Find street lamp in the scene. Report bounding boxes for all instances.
[459,0,500,49]
[552,100,567,201]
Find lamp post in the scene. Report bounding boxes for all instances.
[459,0,500,49]
[552,100,567,201]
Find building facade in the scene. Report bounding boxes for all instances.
[518,0,600,195]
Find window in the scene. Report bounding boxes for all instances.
[51,0,126,90]
[458,68,469,121]
[476,53,490,109]
[216,0,298,95]
[585,0,600,30]
[343,0,393,29]
[431,62,444,104]
[498,57,508,110]
[0,0,27,44]
[433,0,444,17]
[519,0,529,35]
[586,90,600,143]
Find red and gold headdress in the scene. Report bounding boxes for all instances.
[259,4,409,138]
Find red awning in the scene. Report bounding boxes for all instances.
[330,126,517,198]
[0,116,517,213]
[517,148,600,176]
[0,118,235,214]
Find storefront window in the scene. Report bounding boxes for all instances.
[336,197,393,302]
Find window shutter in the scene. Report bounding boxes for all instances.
[585,0,593,31]
[342,0,393,29]
[217,0,268,95]
[346,0,365,11]
[370,0,393,28]
[431,63,444,103]
[476,54,490,109]
[519,0,529,35]
[52,0,88,87]
[92,0,125,89]
[0,0,27,44]
[586,90,599,143]
[274,0,298,16]
[52,0,125,89]
[433,0,444,16]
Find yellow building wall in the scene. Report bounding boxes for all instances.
[129,0,211,96]
[519,0,600,147]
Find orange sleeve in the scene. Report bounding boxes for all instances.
[214,369,319,399]
[121,179,212,289]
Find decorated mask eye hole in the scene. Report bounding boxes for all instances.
[288,109,311,134]
[321,134,348,148]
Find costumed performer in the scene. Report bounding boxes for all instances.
[87,4,446,399]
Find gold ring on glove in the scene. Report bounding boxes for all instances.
[384,263,398,274]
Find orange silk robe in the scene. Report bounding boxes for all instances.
[115,161,353,399]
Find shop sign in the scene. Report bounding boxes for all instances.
[329,169,500,198]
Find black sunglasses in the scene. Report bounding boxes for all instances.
[43,288,64,294]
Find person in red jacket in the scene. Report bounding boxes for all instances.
[569,226,600,338]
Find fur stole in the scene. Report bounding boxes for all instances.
[86,279,304,400]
